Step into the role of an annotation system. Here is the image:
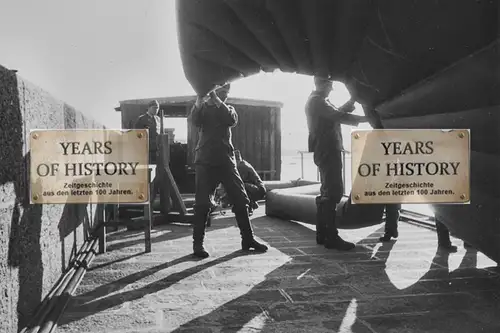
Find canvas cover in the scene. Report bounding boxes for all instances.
[176,0,500,262]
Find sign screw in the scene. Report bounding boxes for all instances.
[138,193,145,200]
[137,132,144,139]
[32,133,39,140]
[32,194,39,201]
[354,133,360,139]
[354,194,360,201]
[460,194,466,200]
[458,132,465,139]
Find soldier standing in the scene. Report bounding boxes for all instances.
[133,99,161,164]
[305,76,367,250]
[188,84,268,258]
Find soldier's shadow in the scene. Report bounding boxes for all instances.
[57,215,247,326]
[168,217,499,332]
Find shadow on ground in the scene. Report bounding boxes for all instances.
[60,213,500,333]
[169,219,500,332]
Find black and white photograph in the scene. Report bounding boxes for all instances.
[1,0,499,332]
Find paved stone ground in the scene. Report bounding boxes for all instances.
[58,206,500,333]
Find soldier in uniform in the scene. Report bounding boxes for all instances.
[217,150,266,216]
[380,209,463,252]
[133,99,161,164]
[234,150,266,215]
[305,76,367,251]
[132,100,162,227]
[379,204,402,241]
[188,84,268,258]
[435,218,459,252]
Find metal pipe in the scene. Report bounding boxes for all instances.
[22,220,103,333]
[19,239,89,333]
[40,237,99,333]
[24,240,93,333]
[300,151,304,179]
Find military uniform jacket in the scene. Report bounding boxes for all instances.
[305,92,345,162]
[134,113,160,151]
[238,160,264,189]
[189,101,238,166]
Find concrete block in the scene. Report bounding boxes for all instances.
[0,64,105,331]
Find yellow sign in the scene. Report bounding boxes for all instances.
[351,129,470,204]
[30,129,149,204]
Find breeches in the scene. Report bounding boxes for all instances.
[195,163,250,212]
[317,151,344,206]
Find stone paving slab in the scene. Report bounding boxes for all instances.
[57,207,500,333]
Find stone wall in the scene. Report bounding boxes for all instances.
[0,65,104,332]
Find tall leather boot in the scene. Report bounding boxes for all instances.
[234,206,268,252]
[380,204,400,242]
[436,220,457,252]
[322,202,355,251]
[315,196,327,245]
[192,206,210,258]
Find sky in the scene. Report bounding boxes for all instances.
[1,1,437,216]
[0,0,368,151]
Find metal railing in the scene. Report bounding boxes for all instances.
[296,150,351,194]
[256,170,276,181]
